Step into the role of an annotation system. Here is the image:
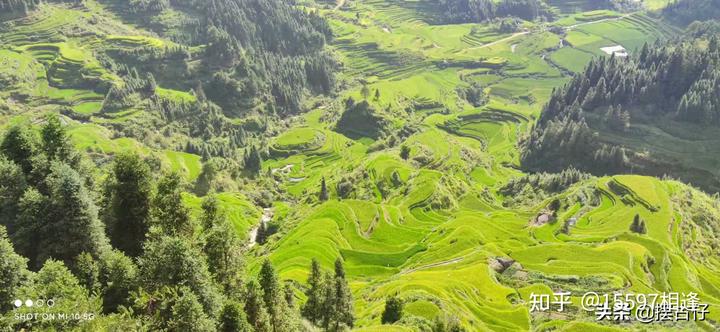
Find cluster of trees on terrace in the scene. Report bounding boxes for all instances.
[433,0,552,23]
[0,117,354,331]
[521,30,720,175]
[4,0,337,163]
[117,0,336,114]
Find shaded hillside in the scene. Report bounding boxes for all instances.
[521,31,720,192]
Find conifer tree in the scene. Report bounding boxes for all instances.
[105,152,153,257]
[203,205,244,297]
[0,157,27,234]
[97,249,137,313]
[152,173,193,237]
[41,114,75,165]
[245,280,272,332]
[302,258,324,324]
[400,145,410,160]
[40,163,108,266]
[138,236,221,318]
[361,84,370,100]
[0,225,29,312]
[220,301,252,332]
[258,259,299,331]
[381,295,404,324]
[320,177,329,201]
[244,146,262,174]
[0,125,38,175]
[329,258,354,331]
[630,214,647,234]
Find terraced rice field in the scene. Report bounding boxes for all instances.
[2,0,716,331]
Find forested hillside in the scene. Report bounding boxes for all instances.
[522,27,720,192]
[664,0,720,24]
[432,0,552,23]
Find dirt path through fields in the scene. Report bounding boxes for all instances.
[468,13,636,51]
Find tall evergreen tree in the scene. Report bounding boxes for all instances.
[40,114,75,165]
[0,125,38,175]
[105,152,153,257]
[40,163,108,266]
[381,295,404,324]
[319,177,329,201]
[302,258,324,324]
[0,157,27,234]
[258,259,298,331]
[360,84,370,100]
[329,258,354,331]
[245,280,272,332]
[152,173,193,237]
[220,301,252,332]
[97,249,138,313]
[244,146,262,174]
[203,202,244,297]
[15,188,45,269]
[0,225,29,312]
[138,236,222,318]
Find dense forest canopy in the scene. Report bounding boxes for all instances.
[114,0,336,114]
[664,0,720,24]
[433,0,552,23]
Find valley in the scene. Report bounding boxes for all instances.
[1,0,719,331]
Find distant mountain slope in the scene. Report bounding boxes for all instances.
[0,0,336,160]
[663,0,720,24]
[521,29,720,192]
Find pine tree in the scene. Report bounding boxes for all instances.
[245,280,272,332]
[138,236,222,318]
[381,295,404,324]
[400,145,410,160]
[152,173,193,237]
[0,157,27,235]
[244,146,262,174]
[259,259,280,314]
[105,152,153,257]
[330,258,354,331]
[302,258,324,324]
[15,188,45,269]
[0,225,29,312]
[195,162,218,196]
[320,271,335,329]
[220,301,252,332]
[97,249,137,313]
[201,195,221,229]
[256,220,268,245]
[203,209,244,297]
[319,177,329,201]
[72,252,100,293]
[360,84,370,100]
[41,114,75,165]
[0,125,38,175]
[168,287,216,332]
[374,89,380,101]
[40,163,108,266]
[630,214,647,234]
